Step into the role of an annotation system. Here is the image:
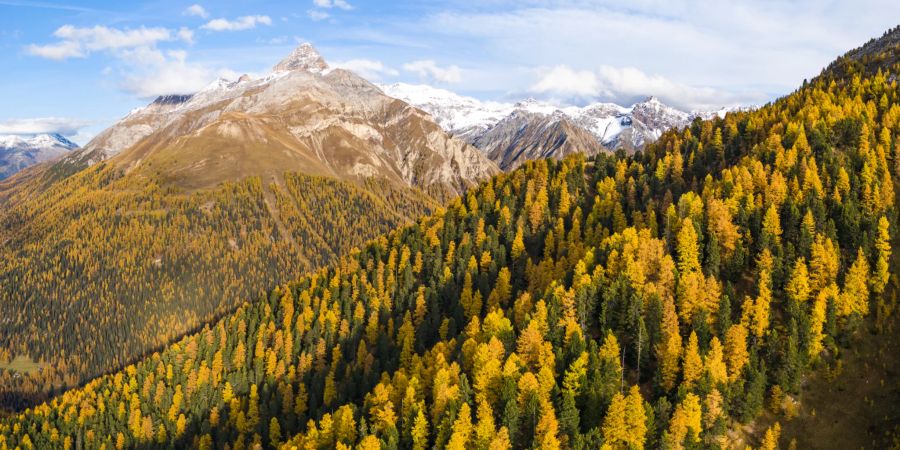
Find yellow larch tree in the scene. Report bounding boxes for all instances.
[602,392,629,448]
[447,402,473,450]
[657,295,682,391]
[681,331,703,390]
[624,385,648,449]
[785,258,811,304]
[704,336,728,385]
[724,324,749,381]
[873,216,891,295]
[839,248,871,317]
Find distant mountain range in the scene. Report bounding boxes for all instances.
[380,83,746,169]
[0,45,751,181]
[0,133,77,179]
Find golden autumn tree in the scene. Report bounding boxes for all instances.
[657,295,682,391]
[624,385,648,449]
[681,331,703,390]
[785,258,811,304]
[705,337,728,385]
[873,216,891,295]
[839,248,871,317]
[602,392,629,447]
[666,393,702,448]
[447,402,473,450]
[725,324,749,381]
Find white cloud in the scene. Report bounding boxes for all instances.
[69,130,95,146]
[201,15,272,32]
[0,117,89,135]
[419,2,900,109]
[529,65,598,98]
[526,64,739,110]
[27,24,220,98]
[26,40,83,59]
[308,10,330,21]
[333,59,398,80]
[183,4,208,19]
[27,25,176,59]
[177,27,195,45]
[594,65,728,110]
[403,60,462,84]
[120,49,215,98]
[55,25,173,51]
[313,0,351,10]
[308,0,350,21]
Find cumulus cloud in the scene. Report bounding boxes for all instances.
[183,4,208,19]
[403,60,462,84]
[420,1,900,109]
[529,65,599,98]
[119,48,215,98]
[27,24,220,98]
[313,0,352,10]
[594,65,727,110]
[333,59,398,80]
[201,15,272,32]
[526,63,739,110]
[0,117,89,135]
[26,25,184,60]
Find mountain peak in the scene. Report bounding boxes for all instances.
[0,133,79,179]
[46,133,79,148]
[273,43,328,73]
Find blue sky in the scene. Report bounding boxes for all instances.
[1,0,899,144]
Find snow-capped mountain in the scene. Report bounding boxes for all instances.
[472,108,606,170]
[63,44,497,197]
[380,83,743,164]
[0,133,78,179]
[376,83,514,142]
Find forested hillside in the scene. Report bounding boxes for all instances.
[3,24,900,450]
[0,41,505,413]
[0,163,435,411]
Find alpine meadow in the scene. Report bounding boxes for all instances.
[0,3,899,450]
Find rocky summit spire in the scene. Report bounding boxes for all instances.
[272,43,329,73]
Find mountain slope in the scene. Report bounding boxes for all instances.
[0,133,77,179]
[0,44,496,411]
[1,26,898,450]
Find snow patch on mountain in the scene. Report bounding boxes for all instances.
[380,83,747,152]
[0,133,79,179]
